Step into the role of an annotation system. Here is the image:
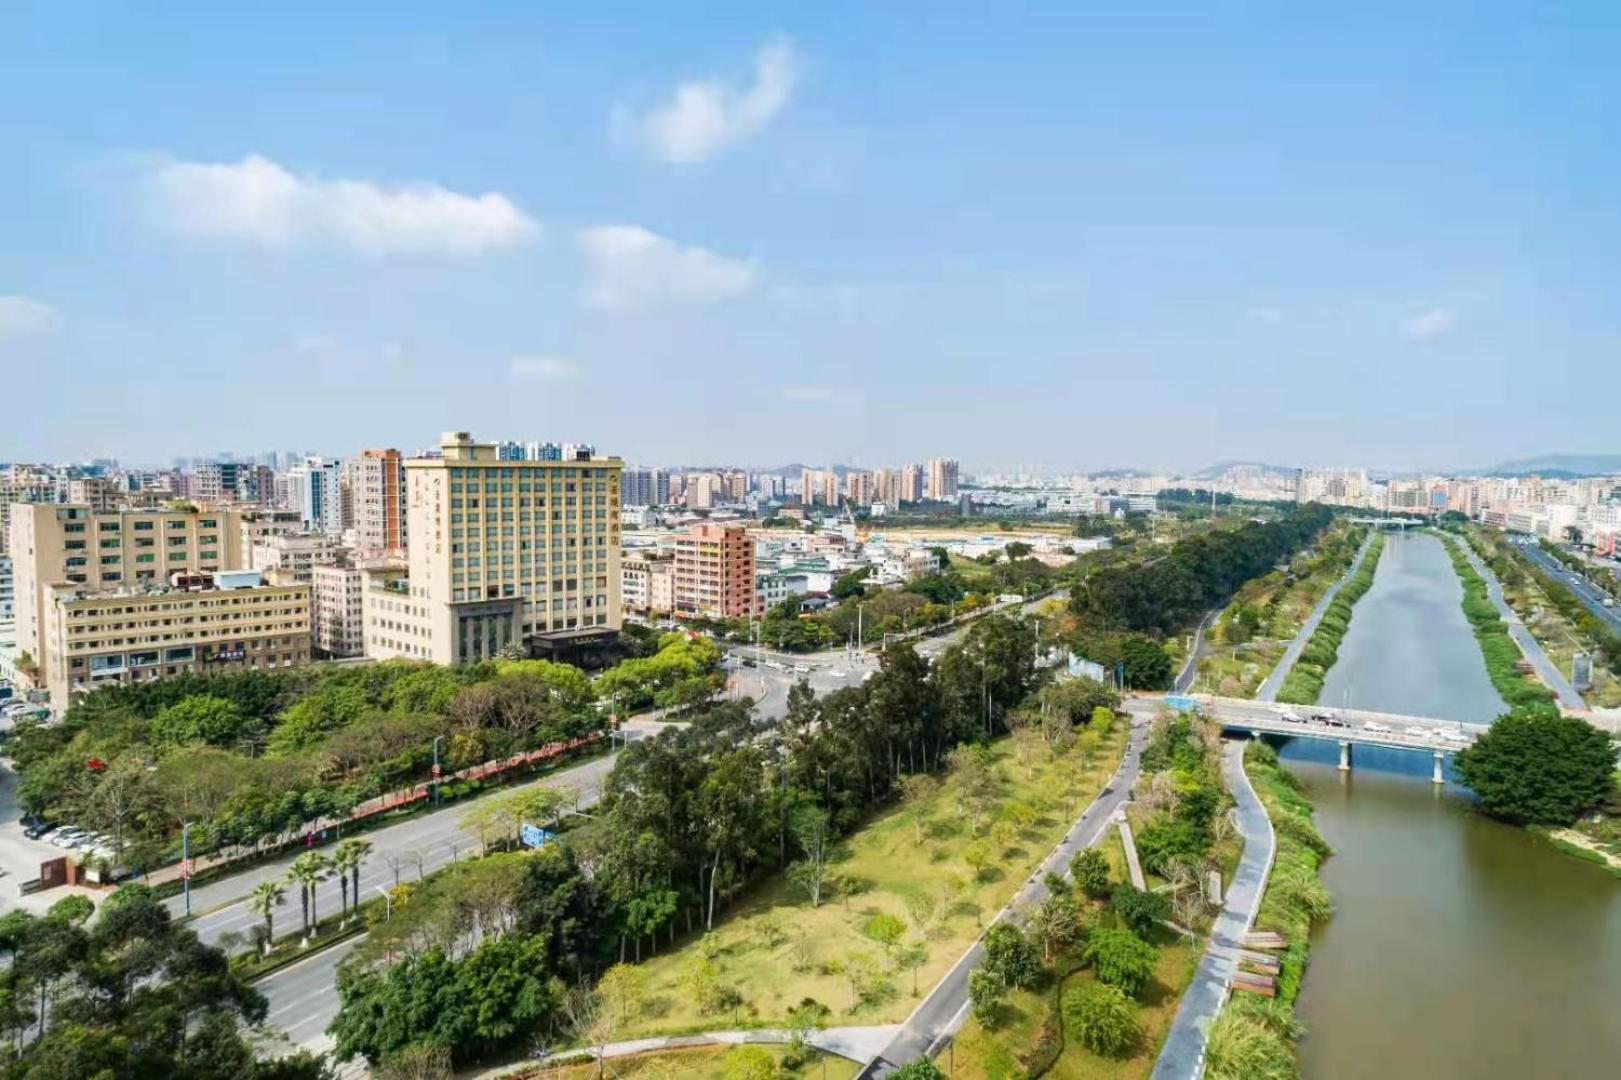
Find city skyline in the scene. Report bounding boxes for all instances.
[5,4,1621,468]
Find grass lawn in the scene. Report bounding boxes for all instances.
[949,927,1199,1080]
[525,1044,860,1079]
[615,727,1128,1037]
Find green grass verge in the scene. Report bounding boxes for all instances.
[1435,532,1558,712]
[1275,533,1385,705]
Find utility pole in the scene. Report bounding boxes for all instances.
[431,735,445,805]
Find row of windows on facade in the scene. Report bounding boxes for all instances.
[67,624,307,649]
[69,634,306,658]
[62,519,220,533]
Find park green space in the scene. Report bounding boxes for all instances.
[526,1044,860,1080]
[615,727,1127,1037]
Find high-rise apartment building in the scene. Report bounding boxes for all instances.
[622,468,669,508]
[673,522,757,620]
[0,555,13,625]
[685,473,720,509]
[311,561,365,657]
[926,458,960,501]
[286,457,344,533]
[899,464,925,503]
[66,476,119,511]
[723,471,749,504]
[845,471,875,507]
[349,449,407,556]
[366,432,621,664]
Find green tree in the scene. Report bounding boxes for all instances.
[287,852,332,941]
[1452,709,1616,825]
[150,695,249,750]
[248,880,287,953]
[1110,884,1169,938]
[333,839,372,923]
[1070,847,1111,898]
[891,1061,947,1080]
[722,1045,777,1080]
[863,912,906,955]
[1083,928,1159,998]
[967,966,1006,1026]
[1088,705,1115,736]
[981,923,1041,989]
[1029,890,1083,962]
[1062,980,1141,1057]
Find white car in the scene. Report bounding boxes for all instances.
[830,669,848,679]
[51,828,87,848]
[1406,725,1430,737]
[1364,722,1393,734]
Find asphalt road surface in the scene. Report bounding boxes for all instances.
[1515,540,1621,636]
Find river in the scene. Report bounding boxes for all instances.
[1275,531,1621,1078]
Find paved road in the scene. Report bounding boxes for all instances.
[258,936,365,1052]
[1454,538,1587,710]
[1255,532,1376,703]
[859,716,1149,1076]
[170,728,655,949]
[1151,739,1275,1079]
[1514,539,1621,637]
[1174,611,1219,693]
[0,758,105,915]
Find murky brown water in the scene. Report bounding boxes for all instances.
[1279,532,1621,1079]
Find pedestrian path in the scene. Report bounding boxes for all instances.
[1452,537,1587,710]
[1256,532,1376,702]
[1150,739,1276,1079]
[1116,814,1147,889]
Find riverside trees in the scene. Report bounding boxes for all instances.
[1453,709,1617,825]
[330,617,1093,1064]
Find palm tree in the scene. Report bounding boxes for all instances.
[248,880,287,955]
[287,852,331,943]
[333,839,372,924]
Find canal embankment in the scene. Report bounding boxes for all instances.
[1435,530,1564,713]
[1269,533,1385,705]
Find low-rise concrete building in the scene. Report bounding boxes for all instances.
[41,570,310,710]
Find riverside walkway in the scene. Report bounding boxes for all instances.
[1150,739,1276,1079]
[1256,532,1376,703]
[1449,535,1587,711]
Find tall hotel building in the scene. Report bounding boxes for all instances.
[366,432,622,664]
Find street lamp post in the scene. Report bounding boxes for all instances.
[374,884,392,922]
[181,821,193,917]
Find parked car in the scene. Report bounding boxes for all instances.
[50,828,87,848]
[23,821,57,841]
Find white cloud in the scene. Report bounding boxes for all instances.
[781,386,835,403]
[0,295,60,337]
[1402,307,1457,341]
[510,356,579,382]
[624,40,798,163]
[575,225,758,310]
[144,154,538,255]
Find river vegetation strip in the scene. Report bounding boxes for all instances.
[1434,531,1561,714]
[1272,532,1387,705]
[1199,743,1332,1080]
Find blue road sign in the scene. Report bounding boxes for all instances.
[520,823,557,849]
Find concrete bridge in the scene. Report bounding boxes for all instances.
[1133,695,1485,783]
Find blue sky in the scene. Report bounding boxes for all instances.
[2,2,1617,472]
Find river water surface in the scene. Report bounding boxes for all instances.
[1276,531,1621,1078]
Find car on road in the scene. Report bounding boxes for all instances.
[1406,725,1430,737]
[792,664,810,674]
[830,669,848,679]
[1364,722,1393,734]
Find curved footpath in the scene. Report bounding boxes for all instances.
[1255,532,1376,703]
[1451,536,1587,711]
[1150,739,1276,1080]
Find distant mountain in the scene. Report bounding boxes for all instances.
[1481,453,1621,478]
[1086,467,1156,480]
[1188,460,1299,481]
